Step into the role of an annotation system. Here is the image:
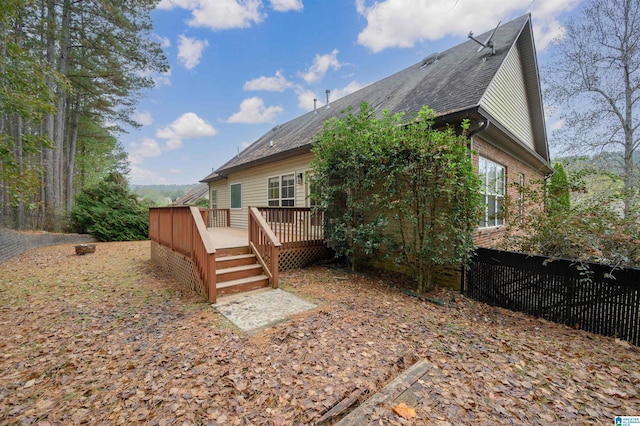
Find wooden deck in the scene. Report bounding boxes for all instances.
[207,226,248,249]
[150,206,331,303]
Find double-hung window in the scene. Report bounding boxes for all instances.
[479,157,505,228]
[268,174,295,207]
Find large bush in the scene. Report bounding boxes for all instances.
[311,103,482,292]
[69,172,149,241]
[502,171,640,268]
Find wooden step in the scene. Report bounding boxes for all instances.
[217,275,270,297]
[216,253,257,268]
[216,263,264,283]
[217,246,250,257]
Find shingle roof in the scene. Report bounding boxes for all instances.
[173,183,209,205]
[205,14,540,179]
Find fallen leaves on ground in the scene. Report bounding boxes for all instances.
[393,402,416,419]
[0,241,639,425]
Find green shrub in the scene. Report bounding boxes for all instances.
[69,172,149,241]
[502,177,640,268]
[311,103,482,292]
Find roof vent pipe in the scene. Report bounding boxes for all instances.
[313,98,317,113]
[325,89,330,108]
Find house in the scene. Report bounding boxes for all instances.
[173,183,209,206]
[150,14,552,303]
[201,14,552,248]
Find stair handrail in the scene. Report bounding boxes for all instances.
[249,241,273,280]
[188,206,218,302]
[248,206,281,288]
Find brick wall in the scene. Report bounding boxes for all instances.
[0,228,94,263]
[471,135,547,248]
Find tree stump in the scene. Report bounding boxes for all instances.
[75,244,96,255]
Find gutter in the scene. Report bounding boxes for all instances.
[468,119,490,161]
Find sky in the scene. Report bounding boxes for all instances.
[124,0,583,185]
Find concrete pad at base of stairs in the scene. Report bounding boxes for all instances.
[212,289,317,332]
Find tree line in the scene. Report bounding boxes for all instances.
[0,0,167,230]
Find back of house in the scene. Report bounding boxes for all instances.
[200,13,552,247]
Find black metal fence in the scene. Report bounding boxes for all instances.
[463,247,640,346]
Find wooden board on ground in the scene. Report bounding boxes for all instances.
[336,359,431,425]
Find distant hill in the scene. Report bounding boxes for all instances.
[554,150,639,174]
[553,150,638,208]
[131,184,197,206]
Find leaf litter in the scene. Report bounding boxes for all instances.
[0,241,638,425]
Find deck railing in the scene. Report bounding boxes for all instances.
[200,208,231,228]
[149,206,217,302]
[256,207,324,249]
[248,206,281,288]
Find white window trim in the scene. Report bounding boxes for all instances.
[209,188,218,209]
[230,182,242,210]
[267,173,295,207]
[479,156,505,229]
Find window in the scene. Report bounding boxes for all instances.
[230,183,242,209]
[305,171,319,208]
[267,174,295,207]
[479,157,505,228]
[209,189,217,209]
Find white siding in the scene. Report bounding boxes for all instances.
[480,44,535,150]
[223,153,315,228]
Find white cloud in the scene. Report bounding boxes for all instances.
[133,111,154,126]
[157,0,198,10]
[140,68,172,88]
[330,81,366,101]
[155,69,172,87]
[296,81,367,111]
[226,97,284,123]
[296,88,319,111]
[165,139,183,150]
[528,0,580,50]
[169,168,181,174]
[152,33,171,48]
[356,0,580,52]
[128,138,163,165]
[177,35,209,69]
[270,0,303,12]
[300,49,342,83]
[244,71,294,92]
[549,118,565,131]
[130,166,168,184]
[158,0,264,30]
[157,112,217,140]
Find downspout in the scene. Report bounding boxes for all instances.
[468,119,490,161]
[461,118,489,294]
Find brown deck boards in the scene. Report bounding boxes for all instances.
[207,227,248,249]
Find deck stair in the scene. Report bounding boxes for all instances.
[216,247,270,297]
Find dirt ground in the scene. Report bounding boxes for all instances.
[0,241,638,425]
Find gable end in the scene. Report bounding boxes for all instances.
[480,43,535,151]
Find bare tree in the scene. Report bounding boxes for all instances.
[545,0,640,217]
